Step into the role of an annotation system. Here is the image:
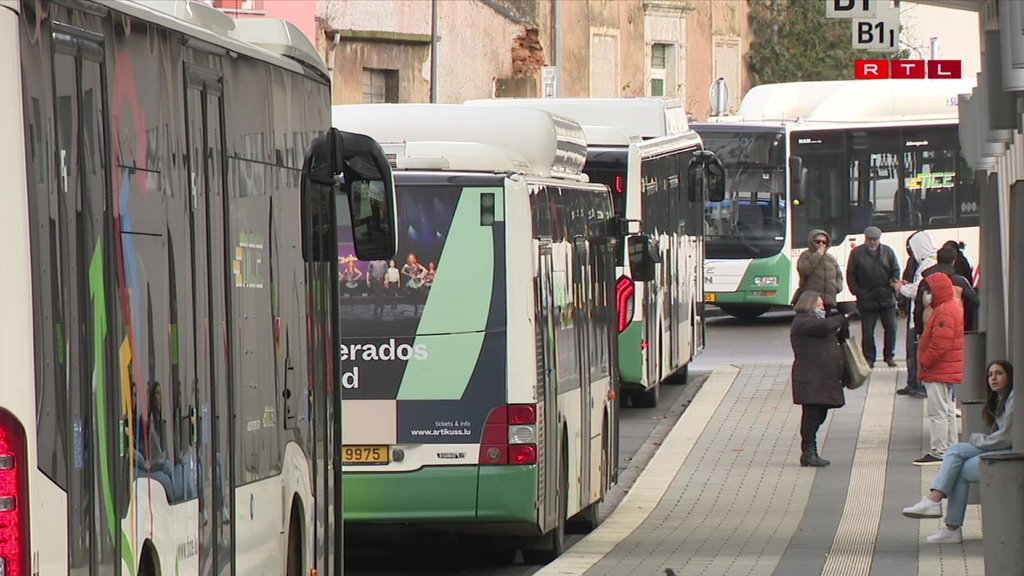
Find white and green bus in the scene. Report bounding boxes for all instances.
[331,104,627,562]
[3,1,395,575]
[694,79,978,319]
[468,98,725,407]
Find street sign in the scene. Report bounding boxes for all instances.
[851,0,900,52]
[541,66,558,98]
[825,0,876,19]
[709,78,730,116]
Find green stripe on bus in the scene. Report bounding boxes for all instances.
[344,467,481,521]
[398,187,500,400]
[89,240,136,576]
[711,253,792,306]
[617,321,643,385]
[477,465,537,523]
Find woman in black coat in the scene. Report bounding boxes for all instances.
[790,290,848,467]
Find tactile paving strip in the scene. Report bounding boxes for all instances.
[820,369,897,575]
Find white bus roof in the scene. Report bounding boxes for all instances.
[465,97,689,143]
[729,79,975,123]
[331,104,588,179]
[95,0,326,78]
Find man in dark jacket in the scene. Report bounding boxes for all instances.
[913,246,979,334]
[846,226,900,368]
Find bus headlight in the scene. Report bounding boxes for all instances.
[753,276,779,286]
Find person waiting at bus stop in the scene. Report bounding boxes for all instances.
[902,360,1014,544]
[896,230,938,398]
[845,226,900,368]
[795,229,843,312]
[790,290,849,467]
[912,272,964,466]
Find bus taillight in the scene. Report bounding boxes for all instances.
[479,404,537,465]
[0,410,28,576]
[615,276,635,333]
[614,175,624,194]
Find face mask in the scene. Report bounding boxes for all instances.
[812,309,826,319]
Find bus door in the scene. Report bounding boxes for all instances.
[572,230,591,507]
[50,24,123,576]
[535,241,560,532]
[184,65,233,576]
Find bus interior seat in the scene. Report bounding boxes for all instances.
[848,202,873,232]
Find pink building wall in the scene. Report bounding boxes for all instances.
[215,0,318,46]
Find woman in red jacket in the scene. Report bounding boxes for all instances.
[915,272,964,466]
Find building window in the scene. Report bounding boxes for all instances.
[362,68,398,103]
[650,43,671,97]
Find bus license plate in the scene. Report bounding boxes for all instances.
[705,292,717,303]
[342,445,389,464]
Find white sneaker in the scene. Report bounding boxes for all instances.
[926,526,963,544]
[902,498,942,519]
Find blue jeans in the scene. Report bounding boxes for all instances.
[930,443,1012,526]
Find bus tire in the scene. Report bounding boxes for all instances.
[523,442,568,564]
[632,383,659,408]
[286,502,303,576]
[718,304,770,320]
[138,542,157,576]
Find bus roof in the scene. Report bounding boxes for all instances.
[465,97,689,142]
[331,104,588,179]
[728,79,975,123]
[97,0,326,79]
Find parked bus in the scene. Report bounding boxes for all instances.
[4,1,395,575]
[693,79,977,319]
[331,103,625,562]
[468,98,725,407]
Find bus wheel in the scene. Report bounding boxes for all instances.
[523,447,568,564]
[632,383,659,408]
[286,508,302,576]
[718,304,770,320]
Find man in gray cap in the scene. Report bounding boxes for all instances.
[846,226,901,368]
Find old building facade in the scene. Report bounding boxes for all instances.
[215,0,750,119]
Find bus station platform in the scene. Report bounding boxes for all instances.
[539,363,986,576]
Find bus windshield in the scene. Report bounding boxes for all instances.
[698,129,787,259]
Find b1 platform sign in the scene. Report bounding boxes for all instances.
[825,0,901,52]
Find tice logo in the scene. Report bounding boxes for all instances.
[855,59,962,79]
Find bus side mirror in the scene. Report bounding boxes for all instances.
[688,150,726,203]
[706,157,726,203]
[789,156,806,202]
[301,128,397,263]
[627,235,659,282]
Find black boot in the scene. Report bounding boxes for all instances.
[800,442,830,467]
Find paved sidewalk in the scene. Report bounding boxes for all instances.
[540,363,986,576]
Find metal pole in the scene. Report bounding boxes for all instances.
[553,0,560,97]
[984,173,1007,362]
[962,332,987,402]
[1011,182,1024,451]
[930,37,939,59]
[430,0,438,103]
